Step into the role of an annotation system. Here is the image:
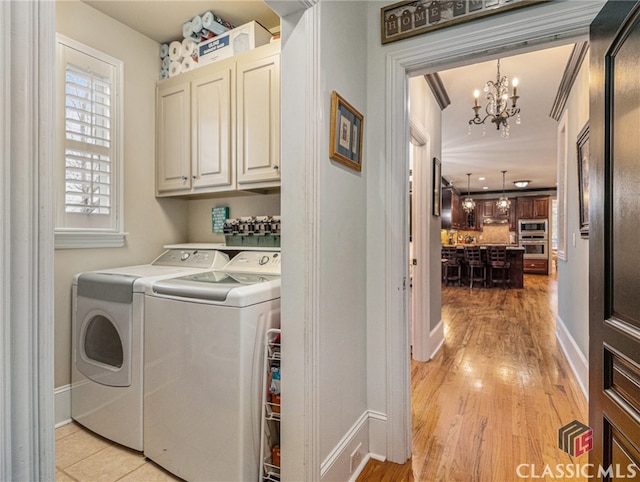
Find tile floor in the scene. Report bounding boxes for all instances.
[55,422,182,482]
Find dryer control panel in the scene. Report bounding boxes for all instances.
[223,251,281,276]
[152,249,229,269]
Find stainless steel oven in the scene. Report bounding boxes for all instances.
[520,240,549,259]
[518,219,548,237]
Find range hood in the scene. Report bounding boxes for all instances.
[483,218,510,225]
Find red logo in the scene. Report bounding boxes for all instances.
[558,420,593,456]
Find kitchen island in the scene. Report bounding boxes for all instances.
[444,245,525,289]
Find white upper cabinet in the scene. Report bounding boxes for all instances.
[156,41,280,197]
[191,64,234,189]
[236,50,280,187]
[157,81,191,192]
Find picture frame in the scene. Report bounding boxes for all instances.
[432,157,441,216]
[380,0,547,45]
[576,121,589,238]
[329,91,364,172]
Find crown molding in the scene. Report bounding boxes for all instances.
[423,73,450,111]
[549,41,589,121]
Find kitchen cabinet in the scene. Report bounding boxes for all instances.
[156,41,280,197]
[517,196,549,219]
[478,198,517,230]
[523,259,548,274]
[441,188,462,230]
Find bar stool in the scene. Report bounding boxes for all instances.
[441,247,461,286]
[464,246,486,289]
[488,246,511,289]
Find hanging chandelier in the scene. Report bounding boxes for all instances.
[462,173,475,214]
[469,59,521,138]
[496,170,511,213]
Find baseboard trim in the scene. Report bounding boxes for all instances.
[429,319,445,359]
[54,384,72,428]
[321,410,387,481]
[555,315,588,400]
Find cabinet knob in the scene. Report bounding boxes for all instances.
[192,175,197,180]
[272,165,279,170]
[181,176,187,181]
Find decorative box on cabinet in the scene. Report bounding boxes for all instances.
[156,41,281,197]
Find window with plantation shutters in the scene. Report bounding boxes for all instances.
[55,35,124,248]
[65,63,112,215]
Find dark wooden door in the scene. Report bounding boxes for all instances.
[589,1,640,477]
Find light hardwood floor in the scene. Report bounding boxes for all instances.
[357,274,588,482]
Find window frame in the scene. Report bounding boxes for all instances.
[55,34,125,249]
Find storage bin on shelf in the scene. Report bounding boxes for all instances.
[223,216,281,247]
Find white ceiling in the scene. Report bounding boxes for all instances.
[80,1,572,195]
[437,43,574,193]
[81,1,281,44]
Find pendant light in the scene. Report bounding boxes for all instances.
[496,170,511,213]
[462,173,475,214]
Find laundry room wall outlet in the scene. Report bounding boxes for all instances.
[212,207,230,233]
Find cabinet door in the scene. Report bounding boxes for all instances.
[157,82,192,192]
[533,197,549,218]
[481,200,496,218]
[451,191,461,229]
[236,53,280,186]
[517,198,534,219]
[191,65,234,190]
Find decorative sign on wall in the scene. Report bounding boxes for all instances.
[211,207,230,233]
[380,0,547,45]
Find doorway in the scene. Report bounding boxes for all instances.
[382,2,603,465]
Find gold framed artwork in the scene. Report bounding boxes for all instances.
[380,0,547,45]
[329,91,364,172]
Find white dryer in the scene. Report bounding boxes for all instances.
[143,251,281,482]
[71,248,229,451]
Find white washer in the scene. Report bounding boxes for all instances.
[143,251,281,482]
[71,247,229,451]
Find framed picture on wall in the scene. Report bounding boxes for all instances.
[329,91,364,172]
[433,157,441,216]
[576,121,589,238]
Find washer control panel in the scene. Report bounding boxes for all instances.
[152,249,228,269]
[223,251,281,275]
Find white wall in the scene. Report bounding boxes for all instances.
[556,53,590,392]
[408,76,443,334]
[54,0,188,388]
[317,0,369,471]
[277,1,368,479]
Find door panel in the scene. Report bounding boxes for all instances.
[590,1,640,476]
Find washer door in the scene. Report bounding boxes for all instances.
[76,300,132,387]
[74,273,136,387]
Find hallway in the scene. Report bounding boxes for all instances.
[358,275,588,481]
